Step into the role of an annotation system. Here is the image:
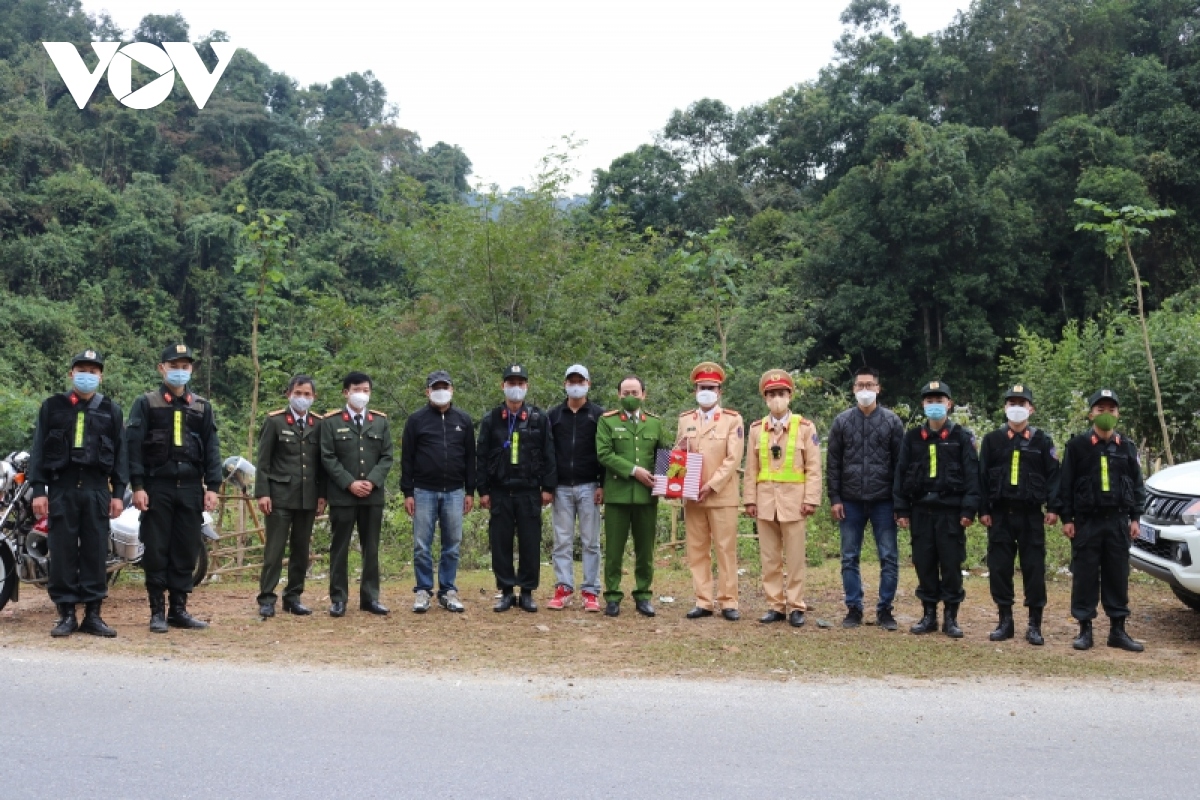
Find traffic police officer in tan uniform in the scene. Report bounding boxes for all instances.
[677,362,745,621]
[743,370,822,628]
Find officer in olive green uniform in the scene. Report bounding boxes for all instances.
[320,371,394,617]
[595,375,672,617]
[254,375,327,618]
[27,349,127,638]
[126,344,222,633]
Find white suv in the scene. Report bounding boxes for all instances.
[1131,459,1200,611]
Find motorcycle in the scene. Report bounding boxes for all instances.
[0,451,216,613]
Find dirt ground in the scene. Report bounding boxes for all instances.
[3,562,1198,682]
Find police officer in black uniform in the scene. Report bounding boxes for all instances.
[477,365,557,612]
[125,344,222,633]
[1059,388,1146,652]
[894,381,980,638]
[27,349,127,638]
[978,385,1061,646]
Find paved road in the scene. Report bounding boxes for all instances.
[1,646,1195,798]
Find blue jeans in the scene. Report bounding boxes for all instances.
[839,499,899,612]
[412,488,464,596]
[551,483,602,594]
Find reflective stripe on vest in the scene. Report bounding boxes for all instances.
[929,444,937,479]
[757,416,806,483]
[74,411,85,449]
[511,431,520,465]
[1101,455,1109,492]
[1010,449,1020,486]
[173,410,183,447]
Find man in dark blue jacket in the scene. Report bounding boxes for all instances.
[401,370,476,613]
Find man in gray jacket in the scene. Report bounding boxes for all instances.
[826,366,905,630]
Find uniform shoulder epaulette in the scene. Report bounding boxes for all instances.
[602,409,621,417]
[323,409,343,419]
[644,411,660,418]
[725,409,740,417]
[372,410,387,418]
[268,409,286,417]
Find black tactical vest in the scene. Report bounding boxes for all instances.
[486,405,546,484]
[986,428,1049,505]
[1072,436,1136,513]
[141,390,208,467]
[40,392,117,473]
[902,425,968,498]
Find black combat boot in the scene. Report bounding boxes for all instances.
[942,603,964,639]
[1025,607,1044,646]
[988,605,1014,641]
[79,600,117,638]
[148,591,168,634]
[1106,617,1144,653]
[167,591,209,629]
[51,603,78,638]
[1072,619,1093,651]
[909,603,938,635]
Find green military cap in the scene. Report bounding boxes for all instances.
[160,343,196,363]
[1004,384,1034,403]
[70,348,105,369]
[1087,388,1119,408]
[920,380,952,399]
[502,364,529,380]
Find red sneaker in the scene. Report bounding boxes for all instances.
[582,592,601,612]
[547,585,572,610]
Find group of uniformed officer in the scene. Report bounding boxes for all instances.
[26,346,1149,652]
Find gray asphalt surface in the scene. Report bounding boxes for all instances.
[2,646,1195,799]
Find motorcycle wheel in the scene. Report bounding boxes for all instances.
[0,545,16,613]
[192,544,209,589]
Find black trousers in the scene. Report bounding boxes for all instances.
[258,507,316,605]
[328,504,383,605]
[987,506,1047,609]
[47,487,111,605]
[489,489,543,593]
[911,506,966,605]
[1070,512,1131,621]
[141,480,203,594]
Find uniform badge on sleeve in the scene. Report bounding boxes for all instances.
[812,432,820,445]
[736,426,743,439]
[1049,446,1059,461]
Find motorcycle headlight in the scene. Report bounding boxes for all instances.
[1182,499,1200,528]
[0,461,13,493]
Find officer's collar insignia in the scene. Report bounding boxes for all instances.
[286,415,295,425]
[367,413,374,422]
[185,393,193,404]
[520,411,527,421]
[342,412,350,421]
[69,392,80,405]
[1091,434,1098,445]
[620,413,628,421]
[163,392,173,403]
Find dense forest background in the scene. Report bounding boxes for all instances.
[1,0,1198,466]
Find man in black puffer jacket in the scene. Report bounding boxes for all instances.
[826,366,905,630]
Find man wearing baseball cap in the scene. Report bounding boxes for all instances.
[27,349,127,638]
[477,364,557,612]
[978,384,1061,645]
[1058,388,1146,652]
[546,364,605,611]
[401,370,476,613]
[743,370,822,627]
[125,343,222,633]
[893,380,980,638]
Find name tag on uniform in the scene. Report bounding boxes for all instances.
[280,430,295,436]
[686,427,696,432]
[614,427,627,432]
[337,427,350,433]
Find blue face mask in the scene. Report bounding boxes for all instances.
[166,369,192,388]
[924,402,948,421]
[72,372,100,394]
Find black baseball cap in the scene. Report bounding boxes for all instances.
[919,380,952,399]
[1087,388,1120,408]
[426,370,453,388]
[70,349,105,369]
[503,364,529,381]
[160,343,195,363]
[1004,384,1034,403]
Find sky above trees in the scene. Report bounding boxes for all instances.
[79,0,968,193]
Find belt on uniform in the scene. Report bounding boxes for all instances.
[48,468,112,491]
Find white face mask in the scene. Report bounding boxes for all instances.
[347,391,370,411]
[430,389,453,406]
[696,389,719,408]
[766,396,790,416]
[504,385,527,403]
[855,390,877,407]
[289,396,313,414]
[565,384,588,399]
[1005,405,1031,424]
